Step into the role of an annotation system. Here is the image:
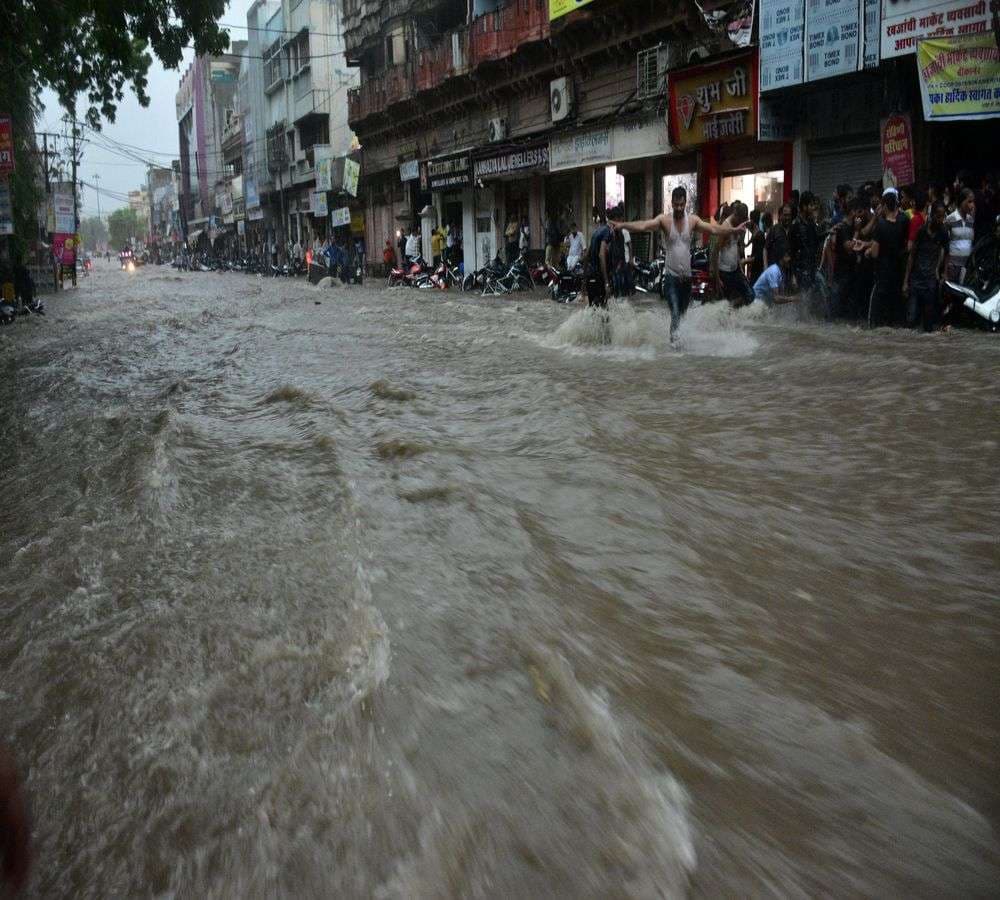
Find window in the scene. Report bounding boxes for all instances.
[264,41,283,89]
[288,31,310,75]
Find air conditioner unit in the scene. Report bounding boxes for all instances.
[550,77,574,123]
[488,117,507,142]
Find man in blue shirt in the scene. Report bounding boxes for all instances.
[752,250,796,306]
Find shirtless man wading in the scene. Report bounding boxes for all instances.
[613,186,745,338]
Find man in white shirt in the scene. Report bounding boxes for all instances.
[518,218,529,256]
[945,188,975,281]
[404,225,421,264]
[565,223,585,269]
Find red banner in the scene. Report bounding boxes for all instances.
[0,115,13,175]
[52,233,76,266]
[880,114,915,188]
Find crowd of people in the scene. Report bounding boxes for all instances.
[706,171,1000,332]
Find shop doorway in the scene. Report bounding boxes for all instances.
[545,173,576,232]
[721,171,784,218]
[605,166,625,213]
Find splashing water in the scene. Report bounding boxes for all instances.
[541,298,759,358]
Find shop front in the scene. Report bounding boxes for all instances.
[471,140,550,269]
[668,51,791,222]
[424,150,474,268]
[548,116,670,260]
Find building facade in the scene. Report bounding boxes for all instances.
[345,0,1000,273]
[238,0,358,260]
[175,42,247,252]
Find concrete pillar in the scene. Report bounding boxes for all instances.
[792,137,808,194]
[529,174,543,255]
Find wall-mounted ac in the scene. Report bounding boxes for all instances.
[488,117,507,142]
[550,77,574,123]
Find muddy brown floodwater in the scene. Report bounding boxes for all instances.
[1,261,998,897]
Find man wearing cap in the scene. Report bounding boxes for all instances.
[856,188,909,327]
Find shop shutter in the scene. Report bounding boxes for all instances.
[808,144,881,213]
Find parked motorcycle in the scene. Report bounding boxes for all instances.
[462,255,507,292]
[549,263,584,304]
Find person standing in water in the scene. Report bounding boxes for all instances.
[585,218,615,308]
[612,185,746,338]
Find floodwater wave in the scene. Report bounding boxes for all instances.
[1,262,998,897]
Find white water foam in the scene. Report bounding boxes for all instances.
[540,299,759,359]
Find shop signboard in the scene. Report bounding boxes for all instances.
[245,176,259,210]
[917,33,1000,120]
[248,207,264,221]
[881,0,991,59]
[0,116,14,176]
[237,219,245,236]
[350,211,364,233]
[344,158,360,196]
[669,55,757,150]
[613,117,671,160]
[310,191,328,217]
[52,233,75,266]
[760,0,805,91]
[0,180,13,234]
[806,0,861,81]
[331,206,352,226]
[399,159,420,182]
[549,128,612,171]
[473,142,549,181]
[880,114,916,186]
[550,118,670,171]
[52,184,75,234]
[426,152,472,191]
[549,0,597,20]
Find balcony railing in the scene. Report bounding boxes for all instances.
[471,0,548,66]
[348,1,546,126]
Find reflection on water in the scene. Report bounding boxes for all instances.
[1,263,998,897]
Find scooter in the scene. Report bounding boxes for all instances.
[943,279,1000,331]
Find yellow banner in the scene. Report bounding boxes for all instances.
[917,34,1000,122]
[550,0,597,21]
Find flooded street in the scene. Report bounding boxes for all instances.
[1,261,998,897]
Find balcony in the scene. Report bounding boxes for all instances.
[470,0,548,66]
[415,28,469,92]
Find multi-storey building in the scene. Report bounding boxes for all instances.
[344,0,740,271]
[175,42,247,250]
[239,0,357,258]
[147,164,180,255]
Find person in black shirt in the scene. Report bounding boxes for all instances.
[903,201,948,331]
[790,191,820,291]
[861,188,909,327]
[765,203,794,270]
[828,200,864,318]
[586,220,613,307]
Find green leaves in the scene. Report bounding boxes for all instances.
[107,206,141,249]
[9,0,230,127]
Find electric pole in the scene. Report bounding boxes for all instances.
[70,120,78,285]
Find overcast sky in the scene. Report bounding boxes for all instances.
[39,0,255,219]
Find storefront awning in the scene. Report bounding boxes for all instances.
[187,229,203,247]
